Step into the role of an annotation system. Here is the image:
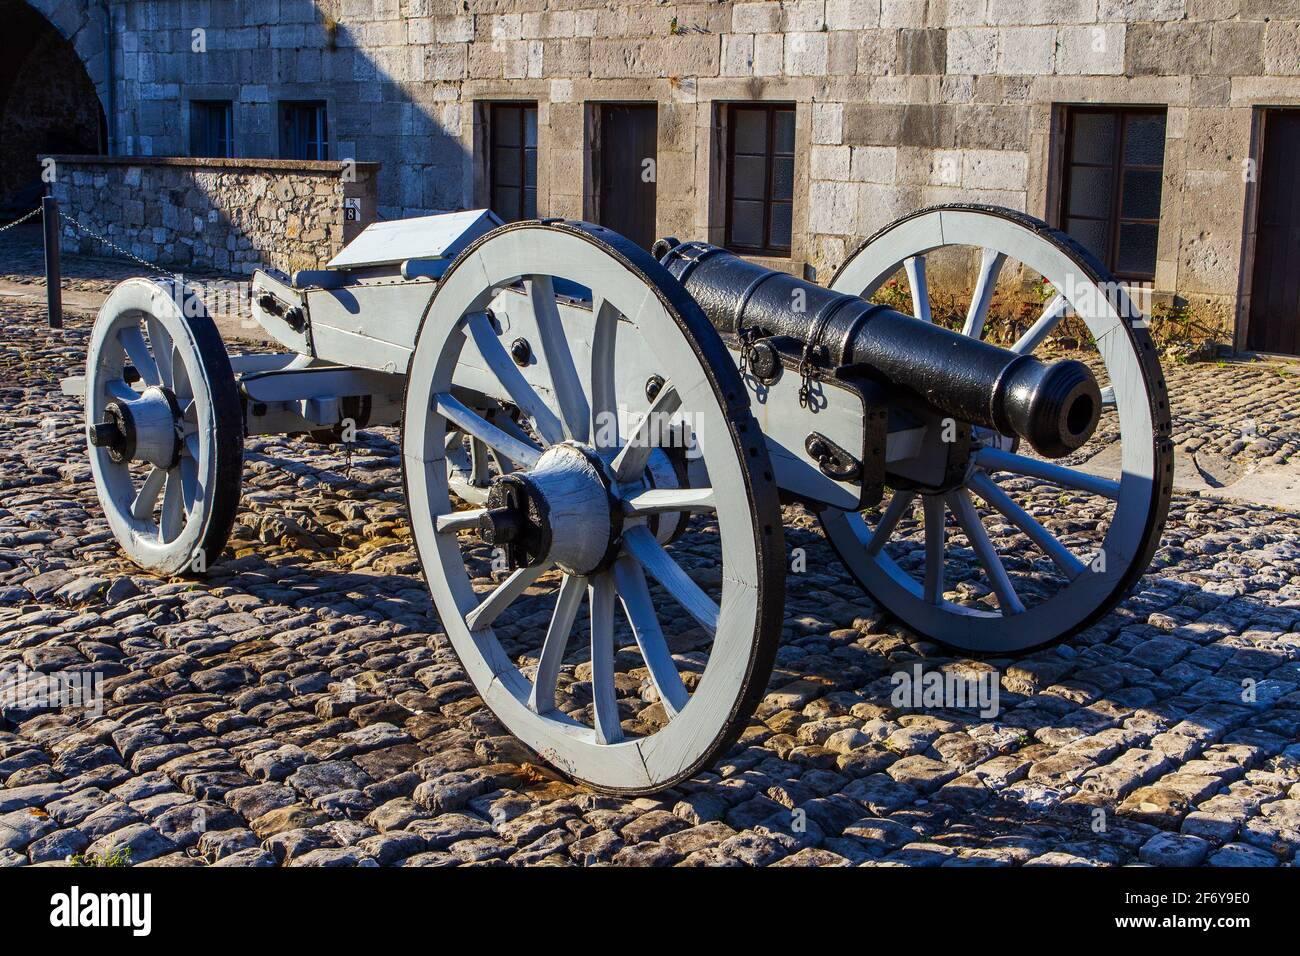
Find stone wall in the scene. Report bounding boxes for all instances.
[23,0,1300,344]
[44,156,379,276]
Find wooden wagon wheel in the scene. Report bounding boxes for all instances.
[402,221,784,793]
[84,278,244,576]
[824,205,1172,654]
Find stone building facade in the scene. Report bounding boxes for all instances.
[18,0,1300,351]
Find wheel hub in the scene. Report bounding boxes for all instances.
[479,443,622,575]
[89,386,182,468]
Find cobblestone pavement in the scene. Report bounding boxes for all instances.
[3,275,1300,867]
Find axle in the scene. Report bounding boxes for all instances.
[658,242,1100,459]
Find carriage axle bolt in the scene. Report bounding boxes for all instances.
[478,506,523,546]
[645,375,665,401]
[89,421,124,449]
[510,338,531,366]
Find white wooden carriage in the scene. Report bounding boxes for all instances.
[65,206,1171,793]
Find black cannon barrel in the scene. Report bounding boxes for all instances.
[658,240,1100,459]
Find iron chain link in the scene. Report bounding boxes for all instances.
[0,206,42,234]
[57,210,171,277]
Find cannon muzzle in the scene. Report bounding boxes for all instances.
[659,242,1100,459]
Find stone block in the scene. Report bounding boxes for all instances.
[754,33,784,75]
[858,29,897,75]
[1127,22,1211,77]
[1209,20,1264,76]
[999,26,1056,76]
[722,34,755,76]
[962,148,1029,190]
[828,29,859,74]
[1263,20,1300,76]
[784,32,828,77]
[732,2,782,34]
[955,104,1028,150]
[812,102,844,145]
[1099,0,1189,19]
[900,29,946,75]
[1056,24,1126,75]
[947,28,999,75]
[436,16,475,44]
[827,0,882,30]
[881,0,928,28]
[851,145,898,183]
[858,182,925,233]
[1184,109,1250,171]
[781,0,827,32]
[809,180,864,234]
[986,0,1099,24]
[811,144,851,181]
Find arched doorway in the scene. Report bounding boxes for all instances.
[0,0,104,216]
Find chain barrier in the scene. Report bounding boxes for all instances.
[57,210,172,277]
[0,206,42,234]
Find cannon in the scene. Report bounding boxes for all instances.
[64,203,1171,793]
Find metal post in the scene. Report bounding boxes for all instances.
[42,195,62,329]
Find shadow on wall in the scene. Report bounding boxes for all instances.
[0,0,104,216]
[183,4,472,271]
[24,0,471,275]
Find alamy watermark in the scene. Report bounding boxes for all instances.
[890,663,1000,718]
[1,663,104,719]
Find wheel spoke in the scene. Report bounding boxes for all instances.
[464,563,549,632]
[528,572,586,714]
[962,248,1006,339]
[145,316,175,389]
[131,466,167,520]
[611,381,681,483]
[173,355,194,403]
[975,447,1121,500]
[184,433,200,461]
[435,392,542,469]
[621,487,716,516]
[106,379,137,402]
[903,256,932,323]
[464,311,564,446]
[119,326,160,385]
[589,295,620,449]
[160,469,185,543]
[621,525,719,635]
[527,276,591,443]
[867,490,915,556]
[1011,292,1069,355]
[179,456,199,513]
[588,573,623,744]
[469,435,492,484]
[922,495,945,604]
[436,508,486,533]
[968,470,1086,579]
[613,555,689,718]
[947,489,1025,616]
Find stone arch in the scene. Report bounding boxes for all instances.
[0,0,108,213]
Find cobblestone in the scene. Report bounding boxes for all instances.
[3,286,1300,867]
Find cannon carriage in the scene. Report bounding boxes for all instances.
[64,203,1171,793]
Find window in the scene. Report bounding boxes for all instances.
[1059,107,1166,281]
[488,102,538,221]
[190,101,233,158]
[725,103,795,256]
[280,101,328,161]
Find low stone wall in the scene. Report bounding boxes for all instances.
[43,156,380,276]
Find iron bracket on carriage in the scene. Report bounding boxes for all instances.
[62,203,1173,794]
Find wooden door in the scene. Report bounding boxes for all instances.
[596,105,658,251]
[1248,110,1300,354]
